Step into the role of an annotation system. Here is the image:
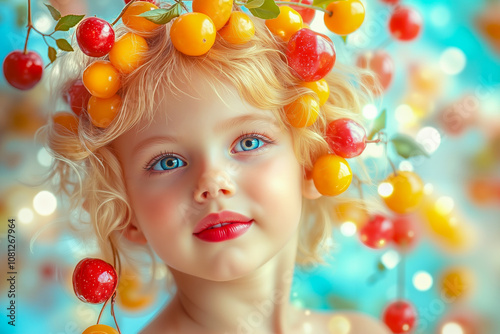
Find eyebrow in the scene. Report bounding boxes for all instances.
[132,113,278,156]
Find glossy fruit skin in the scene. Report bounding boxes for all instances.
[219,12,255,44]
[76,17,115,57]
[87,95,122,128]
[312,154,352,196]
[359,214,394,248]
[392,215,418,249]
[333,202,369,227]
[324,0,365,35]
[389,6,423,41]
[287,0,315,25]
[3,51,43,90]
[72,258,117,304]
[53,112,79,134]
[300,79,329,106]
[63,80,91,117]
[383,300,417,333]
[193,0,233,31]
[265,6,303,42]
[125,0,155,3]
[326,118,367,158]
[170,13,216,56]
[109,32,149,74]
[356,50,394,94]
[380,0,399,4]
[381,171,424,214]
[286,28,336,82]
[82,324,119,334]
[82,61,121,99]
[285,95,320,128]
[122,1,160,33]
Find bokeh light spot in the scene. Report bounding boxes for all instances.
[413,271,433,291]
[33,191,57,216]
[440,47,466,75]
[18,207,34,224]
[340,221,357,237]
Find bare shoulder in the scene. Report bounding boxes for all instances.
[311,310,391,334]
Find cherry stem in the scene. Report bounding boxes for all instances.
[366,139,381,144]
[274,1,332,15]
[387,156,398,176]
[23,0,32,54]
[111,0,140,26]
[174,0,189,13]
[96,297,110,324]
[397,252,406,301]
[111,292,122,334]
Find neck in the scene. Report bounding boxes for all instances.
[161,232,301,334]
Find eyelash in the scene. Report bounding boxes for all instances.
[143,131,275,176]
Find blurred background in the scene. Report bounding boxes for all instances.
[0,0,499,333]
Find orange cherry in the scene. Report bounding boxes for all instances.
[87,95,121,128]
[82,61,121,99]
[324,0,365,35]
[312,154,352,196]
[53,112,79,134]
[109,33,149,74]
[300,79,330,106]
[192,0,233,31]
[265,6,303,42]
[170,13,216,56]
[285,95,319,128]
[218,12,255,44]
[379,171,424,214]
[122,1,160,34]
[82,324,119,334]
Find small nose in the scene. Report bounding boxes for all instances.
[194,169,236,202]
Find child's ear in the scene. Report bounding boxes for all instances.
[302,172,322,200]
[123,216,148,245]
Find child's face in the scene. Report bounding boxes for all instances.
[113,79,305,281]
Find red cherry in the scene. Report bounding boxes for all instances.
[359,214,394,249]
[356,50,395,93]
[286,28,336,82]
[380,0,400,4]
[72,258,118,304]
[382,300,417,333]
[326,118,367,158]
[286,0,315,25]
[389,6,423,41]
[76,17,115,57]
[392,215,418,250]
[63,79,91,117]
[3,50,43,90]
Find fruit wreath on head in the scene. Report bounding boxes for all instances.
[43,1,374,333]
[53,0,370,197]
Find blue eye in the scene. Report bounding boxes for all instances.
[151,156,186,171]
[234,136,265,152]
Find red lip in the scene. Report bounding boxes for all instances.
[193,211,253,242]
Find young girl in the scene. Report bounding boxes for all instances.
[41,4,390,334]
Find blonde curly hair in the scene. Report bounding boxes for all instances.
[37,6,373,289]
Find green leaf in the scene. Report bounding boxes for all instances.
[45,3,61,21]
[312,0,333,9]
[139,4,182,25]
[48,46,57,63]
[56,39,74,51]
[368,108,386,140]
[54,14,85,32]
[390,134,430,159]
[245,0,265,8]
[248,0,280,19]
